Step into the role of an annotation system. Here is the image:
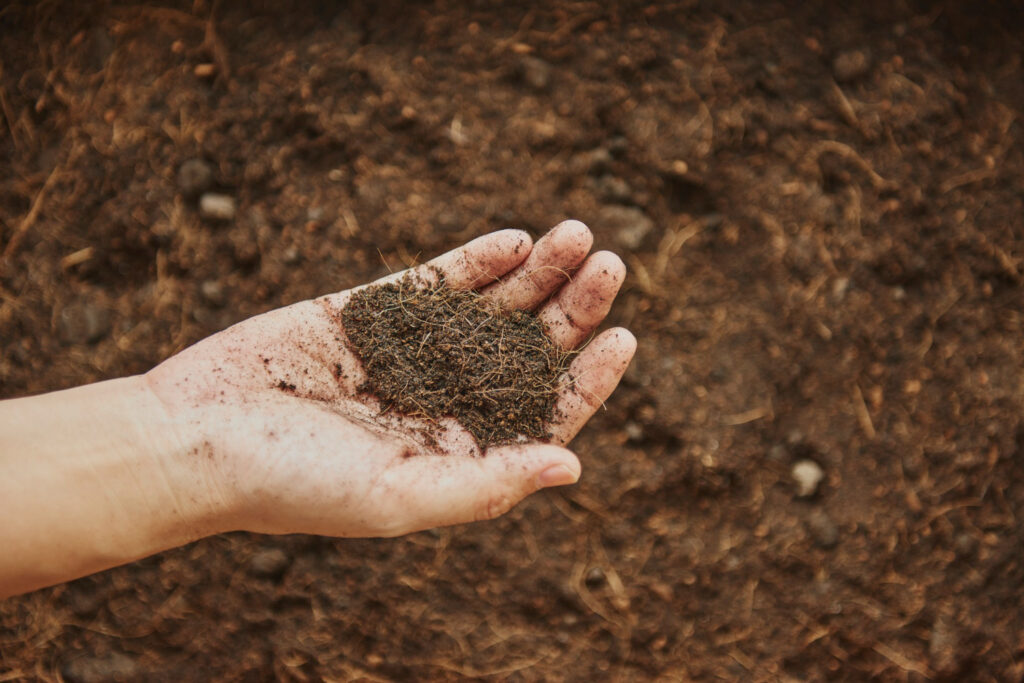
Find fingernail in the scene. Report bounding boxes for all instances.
[537,464,578,488]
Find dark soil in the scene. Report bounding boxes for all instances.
[341,274,571,448]
[2,1,1024,680]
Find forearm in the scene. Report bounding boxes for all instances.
[0,376,221,598]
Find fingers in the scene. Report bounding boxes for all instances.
[547,327,637,445]
[537,251,626,349]
[376,229,533,291]
[483,219,593,310]
[378,444,581,535]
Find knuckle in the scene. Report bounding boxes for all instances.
[477,493,514,522]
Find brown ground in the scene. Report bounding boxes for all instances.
[2,1,1023,680]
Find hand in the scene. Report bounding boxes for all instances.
[146,220,635,538]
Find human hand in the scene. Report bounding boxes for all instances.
[146,220,635,538]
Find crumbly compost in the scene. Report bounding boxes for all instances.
[340,275,573,448]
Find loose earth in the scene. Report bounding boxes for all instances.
[340,275,573,448]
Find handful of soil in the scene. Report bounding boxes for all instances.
[340,275,573,448]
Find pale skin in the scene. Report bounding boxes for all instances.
[0,220,635,598]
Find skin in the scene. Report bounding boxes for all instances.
[0,220,635,598]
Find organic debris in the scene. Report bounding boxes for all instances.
[341,274,573,447]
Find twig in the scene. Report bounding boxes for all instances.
[1,162,62,263]
[0,62,20,152]
[806,140,890,190]
[853,384,876,440]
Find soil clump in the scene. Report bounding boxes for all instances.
[340,275,572,448]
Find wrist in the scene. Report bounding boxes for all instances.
[0,376,226,595]
[136,373,235,537]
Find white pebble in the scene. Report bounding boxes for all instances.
[792,459,824,497]
[199,193,236,222]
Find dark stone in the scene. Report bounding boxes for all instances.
[177,158,214,196]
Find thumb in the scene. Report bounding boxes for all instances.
[379,444,581,535]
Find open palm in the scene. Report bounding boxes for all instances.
[146,221,635,538]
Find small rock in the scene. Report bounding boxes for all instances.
[177,158,213,196]
[249,548,290,578]
[806,509,839,548]
[833,49,871,82]
[519,56,551,90]
[599,205,654,250]
[200,280,226,308]
[595,175,632,202]
[831,276,850,300]
[570,147,612,176]
[792,459,824,497]
[282,246,301,264]
[624,421,644,442]
[585,566,605,586]
[62,652,139,683]
[199,193,236,222]
[953,532,978,558]
[58,299,112,345]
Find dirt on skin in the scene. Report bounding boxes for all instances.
[341,274,572,448]
[2,1,1024,681]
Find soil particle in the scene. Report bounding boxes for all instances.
[341,274,572,448]
[599,205,655,250]
[61,652,139,683]
[176,158,214,197]
[832,49,871,82]
[806,509,840,549]
[519,56,552,91]
[58,298,112,345]
[590,175,633,203]
[792,459,825,498]
[570,147,612,176]
[198,193,237,222]
[249,548,291,579]
[200,280,226,308]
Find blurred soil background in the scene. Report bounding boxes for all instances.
[2,0,1023,680]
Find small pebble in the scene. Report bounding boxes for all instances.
[177,158,213,196]
[199,193,237,222]
[282,246,301,264]
[200,280,226,308]
[570,147,612,176]
[58,299,112,345]
[599,205,654,250]
[249,548,291,578]
[806,509,839,548]
[792,459,824,497]
[595,175,632,202]
[519,56,551,90]
[833,49,871,82]
[953,532,977,558]
[585,566,606,586]
[624,420,644,442]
